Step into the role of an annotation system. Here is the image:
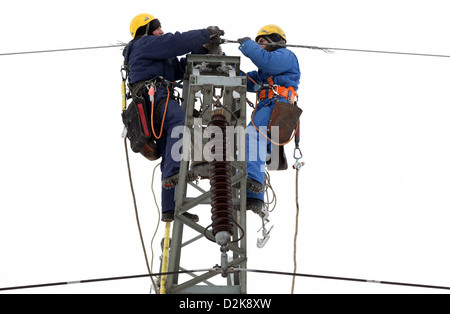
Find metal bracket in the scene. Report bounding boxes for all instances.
[256,217,274,248]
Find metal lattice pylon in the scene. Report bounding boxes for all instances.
[164,54,249,294]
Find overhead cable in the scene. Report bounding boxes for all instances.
[221,39,450,58]
[2,267,450,292]
[0,269,211,292]
[238,268,450,291]
[1,41,450,59]
[315,45,450,58]
[0,44,126,56]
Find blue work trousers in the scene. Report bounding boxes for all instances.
[246,99,276,202]
[147,91,186,213]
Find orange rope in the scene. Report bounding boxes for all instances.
[150,85,170,140]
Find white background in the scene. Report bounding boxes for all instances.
[1,0,450,294]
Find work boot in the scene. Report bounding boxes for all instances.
[247,198,264,216]
[234,198,264,215]
[233,178,264,194]
[162,170,198,190]
[161,211,199,223]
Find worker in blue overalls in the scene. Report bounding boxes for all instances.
[124,13,223,222]
[238,25,301,217]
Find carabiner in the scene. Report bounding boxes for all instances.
[293,147,303,160]
[272,84,280,96]
[120,65,129,82]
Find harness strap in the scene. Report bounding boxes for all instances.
[258,76,297,104]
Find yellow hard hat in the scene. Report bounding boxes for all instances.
[256,24,287,42]
[130,13,156,38]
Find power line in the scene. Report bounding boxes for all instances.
[0,269,210,292]
[0,44,126,56]
[315,45,450,58]
[239,269,450,291]
[1,41,450,59]
[2,267,450,292]
[222,39,450,58]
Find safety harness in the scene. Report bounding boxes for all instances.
[243,74,303,174]
[246,75,302,146]
[257,76,298,104]
[121,56,179,161]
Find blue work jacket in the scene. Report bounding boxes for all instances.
[238,39,300,94]
[123,29,210,85]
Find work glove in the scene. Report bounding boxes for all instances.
[207,26,224,39]
[238,37,251,44]
[204,26,224,54]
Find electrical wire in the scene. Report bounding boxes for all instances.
[0,44,126,56]
[221,39,450,58]
[0,269,211,292]
[2,267,450,292]
[239,268,450,291]
[2,41,450,59]
[317,45,450,58]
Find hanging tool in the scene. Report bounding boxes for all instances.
[255,202,273,248]
[256,216,274,248]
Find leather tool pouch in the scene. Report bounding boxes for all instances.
[268,101,303,144]
[122,98,160,161]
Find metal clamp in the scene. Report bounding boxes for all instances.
[212,262,237,278]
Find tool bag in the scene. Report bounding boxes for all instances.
[122,85,160,161]
[266,100,302,171]
[268,100,303,144]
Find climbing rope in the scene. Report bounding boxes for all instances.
[291,167,301,294]
[124,138,158,292]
